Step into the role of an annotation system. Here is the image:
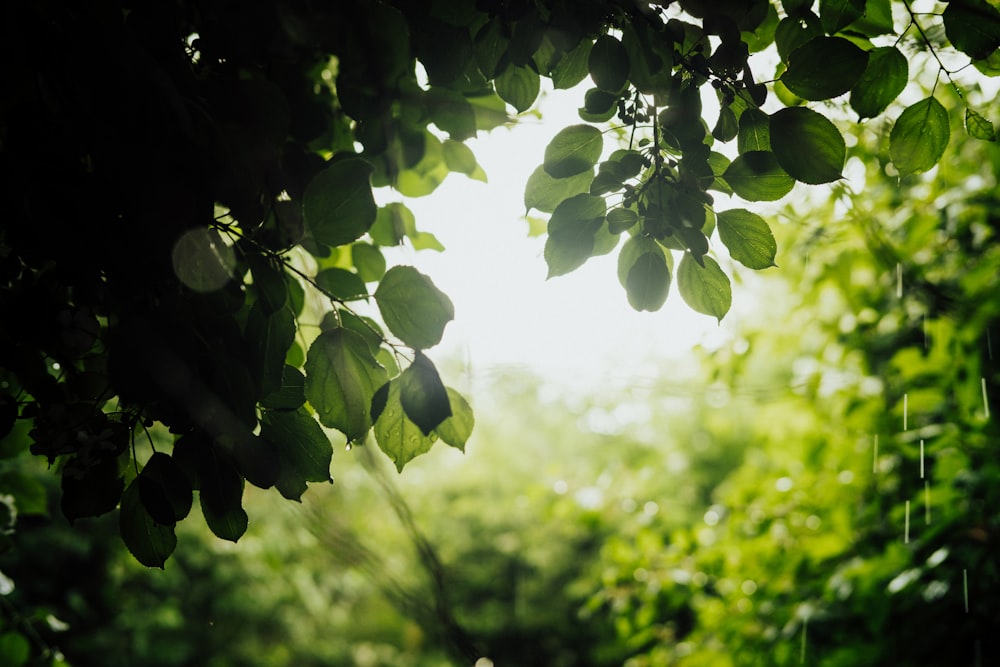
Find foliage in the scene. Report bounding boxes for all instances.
[1,0,999,637]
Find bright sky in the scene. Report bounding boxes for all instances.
[382,86,741,392]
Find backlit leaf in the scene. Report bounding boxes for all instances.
[400,353,452,435]
[305,327,389,441]
[737,107,771,153]
[781,36,868,100]
[373,379,438,472]
[303,158,377,247]
[850,46,908,119]
[551,40,592,90]
[677,254,732,322]
[524,165,594,214]
[770,106,845,184]
[543,125,604,178]
[315,267,368,301]
[966,107,997,141]
[352,243,387,283]
[774,11,823,62]
[544,194,607,277]
[722,151,795,201]
[120,478,177,568]
[374,266,455,349]
[890,97,951,175]
[496,64,540,113]
[717,209,778,269]
[434,388,474,451]
[607,207,639,234]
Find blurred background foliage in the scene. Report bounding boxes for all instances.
[3,59,1000,667]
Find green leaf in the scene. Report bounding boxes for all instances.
[137,452,193,525]
[61,454,124,523]
[352,243,387,282]
[374,265,455,349]
[399,353,452,435]
[890,97,951,175]
[770,107,845,184]
[607,207,639,234]
[303,158,377,247]
[120,478,177,568]
[305,327,389,441]
[944,0,1000,60]
[523,165,594,214]
[248,255,287,316]
[544,194,607,278]
[849,46,908,119]
[722,151,795,201]
[966,107,997,141]
[543,125,604,178]
[618,236,671,312]
[434,388,474,451]
[713,105,739,142]
[442,139,480,176]
[737,107,771,153]
[496,64,540,113]
[717,209,778,269]
[373,379,438,472]
[245,300,296,397]
[395,132,449,197]
[551,40,592,90]
[231,434,280,489]
[819,0,865,34]
[426,87,477,140]
[261,408,333,500]
[774,11,823,62]
[677,254,732,322]
[589,34,630,92]
[261,365,306,410]
[197,447,247,542]
[315,267,368,301]
[781,37,868,100]
[370,203,413,246]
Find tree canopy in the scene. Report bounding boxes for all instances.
[1,0,999,573]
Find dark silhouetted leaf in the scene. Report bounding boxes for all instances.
[781,36,868,100]
[120,478,177,568]
[61,455,123,523]
[261,408,332,501]
[944,0,1000,60]
[677,254,731,322]
[589,34,630,92]
[400,353,452,435]
[850,46,908,119]
[774,11,823,62]
[303,158,377,247]
[890,97,951,174]
[138,452,193,525]
[543,125,604,178]
[618,237,671,312]
[820,0,865,34]
[722,151,795,201]
[717,209,778,269]
[770,106,845,184]
[966,108,997,141]
[198,447,247,542]
[374,266,455,350]
[261,365,306,410]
